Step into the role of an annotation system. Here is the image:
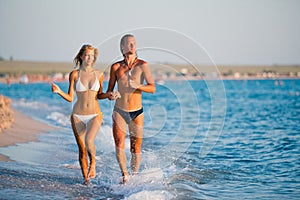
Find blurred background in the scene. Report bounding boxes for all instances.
[1,0,300,83]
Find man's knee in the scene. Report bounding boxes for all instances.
[130,147,141,154]
[130,141,142,153]
[114,138,125,149]
[113,131,126,149]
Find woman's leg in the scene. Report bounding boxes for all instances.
[85,115,102,179]
[70,115,89,184]
[129,113,144,175]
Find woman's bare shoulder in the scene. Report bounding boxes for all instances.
[69,69,79,79]
[94,69,103,75]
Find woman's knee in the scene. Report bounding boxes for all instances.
[79,148,87,158]
[85,139,95,151]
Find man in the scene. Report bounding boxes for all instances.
[105,34,156,183]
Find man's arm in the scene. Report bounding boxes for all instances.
[136,62,156,94]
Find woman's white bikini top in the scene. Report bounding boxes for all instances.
[76,70,100,92]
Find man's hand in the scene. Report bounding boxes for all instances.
[109,91,121,100]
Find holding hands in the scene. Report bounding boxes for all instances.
[109,91,121,100]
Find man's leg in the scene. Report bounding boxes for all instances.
[113,111,129,183]
[129,113,144,175]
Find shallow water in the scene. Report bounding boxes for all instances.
[0,79,299,199]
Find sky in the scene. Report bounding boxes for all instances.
[0,0,300,66]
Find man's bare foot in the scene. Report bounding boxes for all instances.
[88,165,96,179]
[131,171,138,176]
[120,172,129,184]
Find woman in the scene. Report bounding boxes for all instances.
[52,44,104,185]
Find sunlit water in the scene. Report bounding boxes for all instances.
[0,79,299,199]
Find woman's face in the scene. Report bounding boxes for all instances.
[122,36,136,55]
[81,49,94,66]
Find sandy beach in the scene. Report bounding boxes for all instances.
[0,109,56,162]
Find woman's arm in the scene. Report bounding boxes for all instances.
[97,91,110,99]
[97,72,110,99]
[97,64,118,100]
[52,71,76,102]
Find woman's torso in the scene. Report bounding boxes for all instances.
[72,69,101,115]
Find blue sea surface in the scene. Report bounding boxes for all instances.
[0,79,299,199]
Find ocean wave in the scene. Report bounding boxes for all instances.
[46,112,70,127]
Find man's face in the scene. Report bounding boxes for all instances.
[122,36,136,55]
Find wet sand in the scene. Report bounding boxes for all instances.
[0,109,56,161]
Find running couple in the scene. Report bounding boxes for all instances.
[52,34,156,185]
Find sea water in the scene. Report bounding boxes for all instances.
[0,79,299,199]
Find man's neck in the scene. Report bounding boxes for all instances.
[124,54,137,69]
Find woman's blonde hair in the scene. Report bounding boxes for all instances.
[73,44,99,67]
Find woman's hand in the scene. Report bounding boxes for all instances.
[52,83,61,94]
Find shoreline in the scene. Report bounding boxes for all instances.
[1,60,300,84]
[0,108,56,162]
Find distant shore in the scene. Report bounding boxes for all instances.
[0,60,300,84]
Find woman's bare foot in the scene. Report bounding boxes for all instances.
[88,165,96,179]
[83,179,90,186]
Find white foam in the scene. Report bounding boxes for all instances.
[95,125,176,199]
[13,99,49,110]
[125,190,173,200]
[96,125,115,153]
[46,112,70,126]
[109,168,173,199]
[61,162,80,170]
